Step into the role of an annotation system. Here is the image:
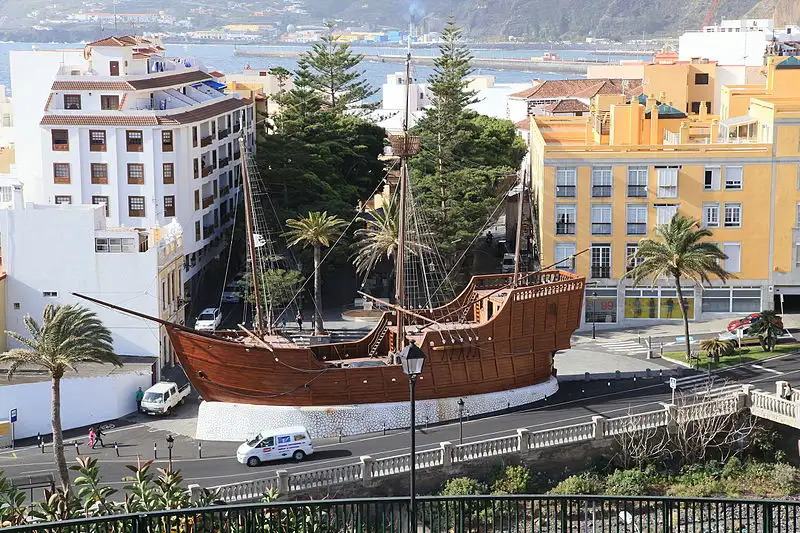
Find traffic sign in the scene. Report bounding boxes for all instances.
[669,378,677,390]
[9,409,16,423]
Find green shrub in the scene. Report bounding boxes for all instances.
[604,469,651,496]
[440,477,487,496]
[548,473,604,495]
[772,463,800,494]
[491,465,530,494]
[721,457,743,479]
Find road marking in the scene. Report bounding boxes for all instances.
[751,364,784,375]
[0,452,17,459]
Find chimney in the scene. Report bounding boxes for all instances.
[646,94,656,111]
[650,105,661,145]
[699,101,708,119]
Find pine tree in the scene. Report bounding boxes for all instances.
[297,24,377,114]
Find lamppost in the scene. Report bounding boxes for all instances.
[592,291,598,340]
[166,435,174,472]
[457,398,465,444]
[400,340,425,533]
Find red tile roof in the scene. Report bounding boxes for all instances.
[164,97,250,124]
[509,78,643,100]
[209,71,225,78]
[128,70,211,90]
[52,80,132,91]
[514,118,530,129]
[544,99,590,114]
[87,36,144,47]
[51,70,212,92]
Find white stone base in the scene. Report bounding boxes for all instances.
[196,376,559,441]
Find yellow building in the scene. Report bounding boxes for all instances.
[529,56,800,325]
[0,145,13,174]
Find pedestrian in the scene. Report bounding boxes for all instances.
[88,427,96,449]
[296,311,303,331]
[486,230,493,245]
[135,386,144,412]
[281,315,287,330]
[93,426,105,449]
[782,382,793,400]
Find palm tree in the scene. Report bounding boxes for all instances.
[353,195,400,279]
[628,213,731,358]
[699,338,734,363]
[285,211,346,335]
[747,310,784,352]
[0,304,120,488]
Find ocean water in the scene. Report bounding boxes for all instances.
[0,41,651,98]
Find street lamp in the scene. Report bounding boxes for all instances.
[457,398,465,444]
[592,291,598,340]
[400,340,425,533]
[166,434,174,472]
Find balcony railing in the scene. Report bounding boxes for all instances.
[591,185,612,197]
[218,157,230,169]
[591,222,612,235]
[200,135,213,147]
[627,222,647,235]
[233,151,241,160]
[203,224,216,239]
[555,185,576,197]
[591,265,611,278]
[218,128,229,139]
[220,185,231,197]
[221,212,232,225]
[627,185,647,197]
[555,222,576,235]
[202,195,215,209]
[201,165,213,177]
[233,123,241,133]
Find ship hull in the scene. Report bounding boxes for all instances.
[167,272,585,407]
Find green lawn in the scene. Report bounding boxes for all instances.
[663,344,800,370]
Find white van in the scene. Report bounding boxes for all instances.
[236,426,313,467]
[501,253,516,273]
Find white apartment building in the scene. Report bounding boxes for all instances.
[679,19,800,66]
[0,177,184,374]
[10,36,256,296]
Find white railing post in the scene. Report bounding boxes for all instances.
[360,455,374,487]
[517,428,530,453]
[776,380,789,399]
[276,470,289,495]
[440,441,453,468]
[661,402,678,434]
[591,415,606,439]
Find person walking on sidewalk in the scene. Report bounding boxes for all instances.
[92,426,105,449]
[135,387,144,412]
[296,312,303,331]
[88,427,96,449]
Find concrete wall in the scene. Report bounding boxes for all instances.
[0,370,152,439]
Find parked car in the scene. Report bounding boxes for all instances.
[718,326,793,344]
[727,312,784,332]
[501,253,516,273]
[221,285,242,304]
[237,426,314,467]
[140,382,191,415]
[195,307,222,331]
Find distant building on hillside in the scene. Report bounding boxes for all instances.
[679,19,800,66]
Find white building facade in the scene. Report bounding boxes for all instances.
[10,36,255,295]
[679,19,800,66]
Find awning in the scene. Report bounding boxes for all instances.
[719,116,758,127]
[204,80,226,90]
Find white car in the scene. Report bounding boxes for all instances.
[717,326,793,343]
[237,426,314,467]
[501,253,516,273]
[221,285,242,304]
[195,307,222,331]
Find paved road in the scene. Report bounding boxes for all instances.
[3,350,797,495]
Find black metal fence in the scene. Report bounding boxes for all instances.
[5,495,800,533]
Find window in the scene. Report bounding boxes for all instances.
[53,163,70,184]
[164,195,175,217]
[555,168,576,197]
[195,220,201,241]
[128,196,145,217]
[126,130,143,152]
[627,166,648,197]
[656,167,679,198]
[162,130,173,152]
[91,163,108,184]
[723,242,741,273]
[725,166,743,190]
[626,204,647,235]
[591,243,611,278]
[591,205,612,235]
[690,101,701,114]
[92,195,109,216]
[703,203,720,228]
[655,204,679,225]
[554,242,576,272]
[193,158,199,179]
[51,129,69,151]
[194,190,200,210]
[724,203,742,228]
[163,163,175,184]
[43,291,58,297]
[127,163,145,184]
[95,237,136,253]
[192,126,198,148]
[626,243,644,272]
[591,166,612,197]
[695,73,709,85]
[701,168,721,193]
[63,94,81,110]
[89,130,106,151]
[555,204,576,235]
[100,95,119,110]
[54,195,72,204]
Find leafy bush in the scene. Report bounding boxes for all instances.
[721,457,743,479]
[548,473,604,495]
[604,469,652,496]
[440,477,487,496]
[772,463,800,494]
[491,465,531,494]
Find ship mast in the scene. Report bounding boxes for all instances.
[240,136,265,333]
[512,164,528,287]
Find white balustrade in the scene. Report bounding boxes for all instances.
[288,463,362,492]
[453,434,519,462]
[529,422,595,448]
[605,410,668,436]
[213,477,278,502]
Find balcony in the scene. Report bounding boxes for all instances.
[591,111,610,135]
[200,135,213,147]
[591,222,612,235]
[220,185,231,197]
[627,222,647,235]
[555,185,576,197]
[202,165,214,178]
[218,128,230,139]
[202,195,215,209]
[591,265,611,278]
[591,185,612,197]
[218,157,230,169]
[203,224,217,239]
[233,151,241,160]
[556,222,575,235]
[627,185,647,197]
[221,212,232,225]
[233,123,241,133]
